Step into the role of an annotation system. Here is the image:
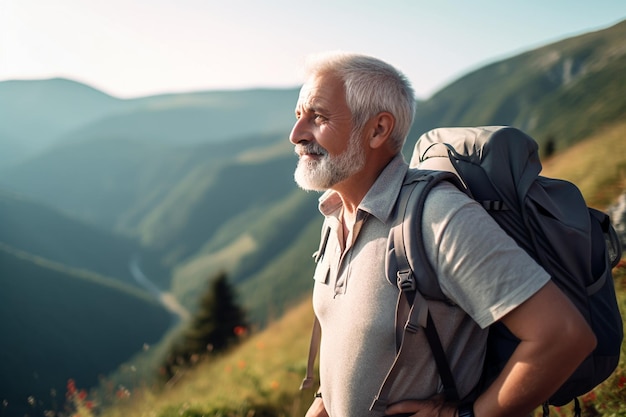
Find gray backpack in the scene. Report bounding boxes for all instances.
[372,126,623,416]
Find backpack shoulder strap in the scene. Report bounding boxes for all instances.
[371,170,468,412]
[392,169,467,298]
[300,315,321,390]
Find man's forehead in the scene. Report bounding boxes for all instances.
[297,85,322,110]
[296,73,342,109]
[297,82,313,103]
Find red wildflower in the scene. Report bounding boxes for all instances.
[78,390,87,401]
[582,391,597,403]
[233,325,247,337]
[115,387,131,399]
[618,375,626,389]
[67,379,77,395]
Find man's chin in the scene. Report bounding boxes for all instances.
[294,170,331,192]
[294,178,329,193]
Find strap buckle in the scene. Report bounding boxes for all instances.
[397,270,416,291]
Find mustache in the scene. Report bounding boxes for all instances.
[295,143,328,157]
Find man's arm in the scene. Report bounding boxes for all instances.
[472,280,596,417]
[385,280,596,417]
[305,396,329,417]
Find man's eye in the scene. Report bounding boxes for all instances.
[314,114,327,122]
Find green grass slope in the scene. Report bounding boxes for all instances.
[540,119,626,209]
[0,244,173,417]
[98,297,316,417]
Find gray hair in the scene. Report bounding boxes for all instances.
[303,52,416,153]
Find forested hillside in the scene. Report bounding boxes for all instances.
[0,244,172,416]
[408,19,626,154]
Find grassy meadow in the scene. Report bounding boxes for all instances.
[72,297,316,417]
[63,121,626,417]
[540,119,626,209]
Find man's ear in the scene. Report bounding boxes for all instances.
[368,112,395,149]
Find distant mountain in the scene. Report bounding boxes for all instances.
[56,88,299,147]
[0,189,175,415]
[408,19,626,154]
[0,132,296,246]
[0,127,25,167]
[0,78,124,166]
[1,138,191,234]
[0,188,168,288]
[0,78,298,169]
[0,126,320,318]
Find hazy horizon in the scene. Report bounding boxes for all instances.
[1,0,624,100]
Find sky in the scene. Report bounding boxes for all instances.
[1,0,625,100]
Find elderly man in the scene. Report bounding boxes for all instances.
[289,52,595,417]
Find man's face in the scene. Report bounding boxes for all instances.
[289,72,366,191]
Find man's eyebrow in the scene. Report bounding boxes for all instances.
[299,99,327,114]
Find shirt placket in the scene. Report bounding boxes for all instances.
[334,210,369,296]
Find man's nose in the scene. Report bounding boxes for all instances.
[289,117,311,145]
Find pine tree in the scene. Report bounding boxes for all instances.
[185,270,248,354]
[542,135,557,159]
[162,271,248,378]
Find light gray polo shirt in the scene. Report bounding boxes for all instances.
[312,154,550,417]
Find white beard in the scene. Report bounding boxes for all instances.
[294,131,366,192]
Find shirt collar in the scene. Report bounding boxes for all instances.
[317,153,408,224]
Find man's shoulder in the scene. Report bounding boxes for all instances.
[423,180,475,213]
[417,180,489,238]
